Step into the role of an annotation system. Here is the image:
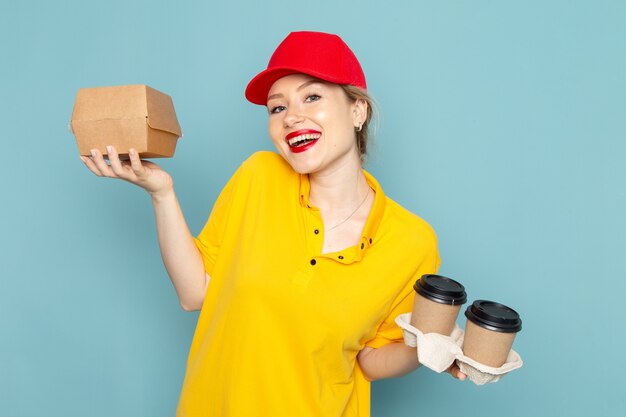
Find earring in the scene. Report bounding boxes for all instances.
[356,122,363,132]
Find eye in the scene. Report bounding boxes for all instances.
[305,94,321,103]
[269,105,286,114]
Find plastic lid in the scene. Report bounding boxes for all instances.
[413,274,467,305]
[464,300,522,333]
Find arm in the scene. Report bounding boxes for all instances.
[81,146,208,311]
[151,188,209,311]
[357,343,419,381]
[357,344,466,382]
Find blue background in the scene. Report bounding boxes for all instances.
[1,1,624,416]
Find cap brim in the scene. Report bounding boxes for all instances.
[245,68,301,105]
[245,66,361,105]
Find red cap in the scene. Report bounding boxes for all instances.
[245,31,367,105]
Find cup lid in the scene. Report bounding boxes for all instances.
[464,300,522,333]
[413,274,467,305]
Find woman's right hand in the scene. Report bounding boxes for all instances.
[80,145,174,198]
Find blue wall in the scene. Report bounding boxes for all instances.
[1,1,624,416]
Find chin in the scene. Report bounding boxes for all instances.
[285,158,321,175]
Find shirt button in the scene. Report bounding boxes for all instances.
[314,229,319,234]
[369,238,372,244]
[338,255,344,260]
[360,243,364,250]
[310,259,317,266]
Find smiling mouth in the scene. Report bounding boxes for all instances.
[285,130,322,153]
[288,132,321,148]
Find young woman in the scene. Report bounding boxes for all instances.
[81,31,464,417]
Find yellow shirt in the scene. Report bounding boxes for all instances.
[177,151,440,417]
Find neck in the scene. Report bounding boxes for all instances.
[308,158,369,211]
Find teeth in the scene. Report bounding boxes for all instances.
[288,133,321,146]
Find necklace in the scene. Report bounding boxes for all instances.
[326,187,371,232]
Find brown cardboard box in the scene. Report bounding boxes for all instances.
[70,85,182,158]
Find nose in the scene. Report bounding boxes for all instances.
[283,106,304,128]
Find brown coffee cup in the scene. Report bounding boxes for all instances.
[410,274,467,335]
[462,300,522,368]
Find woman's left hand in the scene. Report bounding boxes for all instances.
[447,363,466,381]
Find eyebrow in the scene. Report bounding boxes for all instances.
[266,79,323,102]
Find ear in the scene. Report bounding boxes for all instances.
[352,98,368,128]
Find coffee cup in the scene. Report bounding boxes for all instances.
[410,274,467,335]
[462,300,522,368]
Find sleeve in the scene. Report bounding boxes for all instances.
[365,234,441,349]
[193,161,247,276]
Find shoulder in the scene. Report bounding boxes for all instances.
[241,151,291,175]
[236,151,299,188]
[229,151,293,184]
[365,170,438,249]
[382,197,438,248]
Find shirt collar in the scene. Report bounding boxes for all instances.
[299,170,386,251]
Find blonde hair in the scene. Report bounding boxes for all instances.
[340,85,376,163]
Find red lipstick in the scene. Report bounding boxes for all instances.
[285,129,321,154]
[285,129,321,140]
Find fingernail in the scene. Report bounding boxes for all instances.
[106,145,112,153]
[90,149,97,157]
